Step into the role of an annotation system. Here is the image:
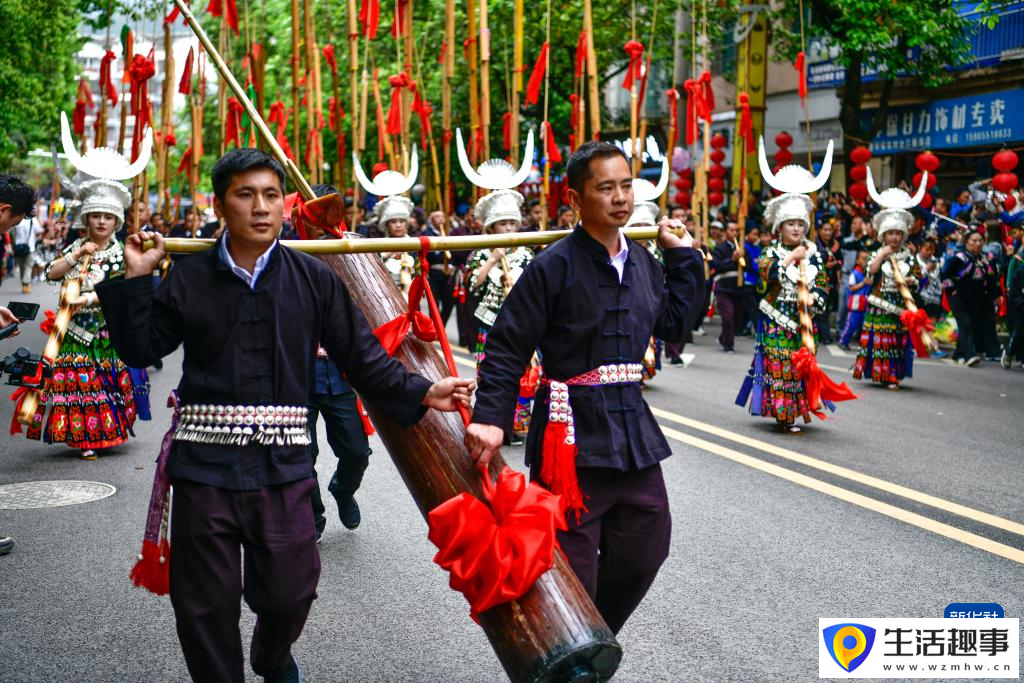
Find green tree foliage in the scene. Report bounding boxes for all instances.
[0,0,84,168]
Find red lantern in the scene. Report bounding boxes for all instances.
[679,167,692,178]
[918,193,933,209]
[709,149,726,164]
[848,182,868,202]
[774,149,794,167]
[708,177,725,192]
[709,165,727,179]
[775,131,793,149]
[674,191,691,206]
[911,171,937,190]
[915,151,939,173]
[849,165,867,182]
[849,146,872,165]
[679,178,692,191]
[1003,194,1017,211]
[708,191,724,206]
[711,133,728,148]
[673,178,686,190]
[992,172,1019,194]
[992,149,1019,173]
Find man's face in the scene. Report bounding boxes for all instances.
[213,168,284,249]
[958,191,970,205]
[529,204,544,224]
[150,214,166,234]
[746,229,759,244]
[0,205,25,233]
[567,155,633,231]
[818,223,834,242]
[725,222,739,241]
[669,207,686,221]
[429,211,445,228]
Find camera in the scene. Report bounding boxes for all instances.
[0,347,52,389]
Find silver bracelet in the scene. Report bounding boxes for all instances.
[64,252,79,267]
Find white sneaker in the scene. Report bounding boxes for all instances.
[1001,350,1014,369]
[966,356,981,367]
[694,326,707,337]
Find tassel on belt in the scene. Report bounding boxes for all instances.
[173,404,312,447]
[539,363,644,519]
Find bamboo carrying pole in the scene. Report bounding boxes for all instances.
[347,0,360,227]
[796,256,817,354]
[160,3,623,679]
[890,256,937,353]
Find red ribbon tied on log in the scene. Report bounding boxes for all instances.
[99,50,119,106]
[738,92,754,154]
[385,72,411,136]
[791,347,858,420]
[621,40,644,90]
[525,42,549,107]
[899,309,935,358]
[207,0,239,35]
[427,466,567,620]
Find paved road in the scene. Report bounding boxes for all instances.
[1,272,1022,682]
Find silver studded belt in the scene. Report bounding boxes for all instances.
[867,294,905,316]
[759,298,800,333]
[173,404,312,447]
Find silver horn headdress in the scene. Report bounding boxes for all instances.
[458,128,535,230]
[759,136,833,234]
[353,148,420,226]
[867,166,928,238]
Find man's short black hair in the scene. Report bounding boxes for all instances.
[527,198,540,209]
[566,141,629,194]
[0,174,36,217]
[211,148,286,200]
[311,183,339,199]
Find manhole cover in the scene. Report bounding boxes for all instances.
[0,480,117,510]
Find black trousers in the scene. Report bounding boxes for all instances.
[427,267,456,327]
[308,390,372,527]
[715,288,745,351]
[949,293,1000,359]
[169,478,320,682]
[554,464,672,634]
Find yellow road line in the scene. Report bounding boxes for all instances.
[651,406,1024,537]
[660,425,1024,566]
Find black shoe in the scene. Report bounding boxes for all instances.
[337,497,361,530]
[263,655,301,683]
[0,536,13,556]
[314,515,326,543]
[152,358,163,370]
[669,357,683,365]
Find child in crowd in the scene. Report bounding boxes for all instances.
[839,250,869,350]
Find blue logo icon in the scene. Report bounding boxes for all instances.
[823,623,876,672]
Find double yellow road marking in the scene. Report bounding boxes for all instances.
[445,347,1024,565]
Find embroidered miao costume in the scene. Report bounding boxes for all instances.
[459,129,538,434]
[737,139,835,426]
[27,112,154,449]
[853,168,929,386]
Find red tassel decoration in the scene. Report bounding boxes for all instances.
[540,421,585,520]
[525,42,549,107]
[129,537,171,596]
[621,40,644,90]
[178,47,194,95]
[385,72,410,136]
[355,397,376,436]
[99,50,119,105]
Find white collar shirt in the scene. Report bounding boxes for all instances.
[609,230,629,283]
[218,233,277,289]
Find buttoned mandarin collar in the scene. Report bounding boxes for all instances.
[217,233,279,289]
[571,223,633,281]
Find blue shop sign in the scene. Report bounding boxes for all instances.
[861,89,1024,155]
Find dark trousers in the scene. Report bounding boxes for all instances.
[949,294,1000,360]
[1009,301,1024,358]
[715,288,745,351]
[555,464,671,634]
[427,267,456,327]
[169,478,320,682]
[456,286,476,349]
[308,391,371,528]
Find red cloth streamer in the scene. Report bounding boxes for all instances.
[542,121,562,163]
[569,94,580,149]
[322,44,338,75]
[386,72,411,136]
[178,47,194,95]
[391,0,408,37]
[502,112,512,151]
[438,41,446,65]
[78,78,95,110]
[359,0,380,39]
[794,51,807,100]
[699,70,714,115]
[225,97,244,148]
[73,100,87,136]
[525,42,549,107]
[411,86,433,149]
[355,397,375,436]
[683,79,704,145]
[574,31,587,80]
[427,466,567,620]
[621,40,644,90]
[164,4,181,24]
[207,0,239,35]
[128,53,155,125]
[738,92,754,154]
[176,146,192,175]
[99,50,119,105]
[791,347,858,420]
[899,308,935,358]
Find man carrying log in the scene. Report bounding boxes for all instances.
[465,141,705,634]
[95,148,473,682]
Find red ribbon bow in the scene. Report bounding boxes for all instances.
[373,276,438,357]
[525,42,549,107]
[792,347,858,420]
[738,92,754,154]
[427,466,567,620]
[99,50,119,106]
[128,53,155,123]
[206,0,239,35]
[291,194,345,241]
[621,40,645,90]
[385,72,411,136]
[359,0,380,38]
[900,308,935,358]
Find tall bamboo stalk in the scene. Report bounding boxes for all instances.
[583,0,600,139]
[511,0,523,161]
[539,0,552,229]
[347,0,360,226]
[442,0,454,221]
[291,0,302,164]
[466,0,480,165]
[479,0,491,160]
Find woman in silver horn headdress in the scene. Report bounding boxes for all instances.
[459,129,538,439]
[852,169,928,389]
[353,149,419,293]
[27,112,154,458]
[737,139,834,432]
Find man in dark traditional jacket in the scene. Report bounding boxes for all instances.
[96,149,472,682]
[465,141,705,634]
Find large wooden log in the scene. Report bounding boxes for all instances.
[319,250,621,682]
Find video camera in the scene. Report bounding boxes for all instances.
[0,347,52,389]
